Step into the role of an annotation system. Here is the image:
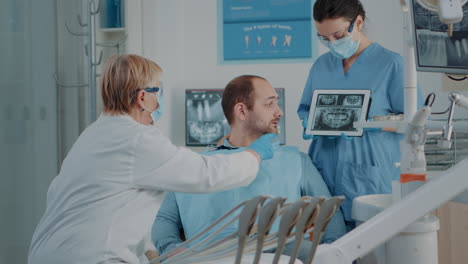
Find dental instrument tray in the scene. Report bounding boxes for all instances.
[305,89,371,136]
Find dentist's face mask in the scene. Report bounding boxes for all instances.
[140,87,164,123]
[317,19,360,59]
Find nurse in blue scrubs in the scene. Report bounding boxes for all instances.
[297,0,422,230]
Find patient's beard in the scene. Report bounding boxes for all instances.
[245,114,278,138]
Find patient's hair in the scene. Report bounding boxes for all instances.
[101,54,162,115]
[222,75,266,125]
[313,0,366,23]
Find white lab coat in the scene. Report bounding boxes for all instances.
[28,114,259,264]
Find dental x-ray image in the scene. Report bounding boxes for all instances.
[306,90,371,136]
[317,95,338,106]
[312,107,360,131]
[411,0,468,74]
[186,89,229,146]
[186,88,286,146]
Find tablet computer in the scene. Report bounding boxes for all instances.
[305,89,371,136]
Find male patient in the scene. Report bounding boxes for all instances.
[152,75,346,262]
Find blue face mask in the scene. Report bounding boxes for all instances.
[320,34,360,59]
[142,93,163,123]
[151,95,163,122]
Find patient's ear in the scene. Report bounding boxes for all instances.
[234,102,249,121]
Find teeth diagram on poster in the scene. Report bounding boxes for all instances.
[224,21,311,60]
[221,0,313,61]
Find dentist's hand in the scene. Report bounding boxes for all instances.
[301,115,309,129]
[297,105,310,129]
[248,134,277,161]
[300,114,314,140]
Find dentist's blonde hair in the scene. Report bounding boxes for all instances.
[101,54,162,115]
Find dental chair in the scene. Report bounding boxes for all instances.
[150,195,344,264]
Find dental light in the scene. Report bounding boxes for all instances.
[417,0,467,39]
[417,0,466,24]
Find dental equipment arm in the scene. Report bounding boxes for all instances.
[437,0,464,24]
[253,197,286,264]
[287,198,321,264]
[272,200,308,264]
[450,92,468,109]
[436,92,468,149]
[312,158,468,264]
[399,0,467,195]
[151,198,253,264]
[417,0,465,36]
[400,106,431,189]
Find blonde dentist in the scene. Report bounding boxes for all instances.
[28,54,275,264]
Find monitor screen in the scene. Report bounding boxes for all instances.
[185,88,286,146]
[410,0,468,74]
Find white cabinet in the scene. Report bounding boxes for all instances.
[436,202,468,264]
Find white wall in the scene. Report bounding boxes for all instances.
[138,0,468,152]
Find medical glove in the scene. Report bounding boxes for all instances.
[300,112,316,140]
[302,128,316,140]
[297,104,310,129]
[299,109,316,140]
[297,104,310,119]
[301,115,309,129]
[248,133,277,160]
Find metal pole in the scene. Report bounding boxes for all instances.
[87,0,97,124]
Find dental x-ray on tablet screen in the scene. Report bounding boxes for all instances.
[410,0,468,74]
[306,89,371,137]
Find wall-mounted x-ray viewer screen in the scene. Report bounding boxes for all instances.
[306,90,371,137]
[410,0,468,75]
[186,88,286,146]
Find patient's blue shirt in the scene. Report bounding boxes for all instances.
[152,140,346,254]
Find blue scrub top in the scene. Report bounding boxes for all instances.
[175,144,344,241]
[297,42,423,221]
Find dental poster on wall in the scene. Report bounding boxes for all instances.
[222,0,312,60]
